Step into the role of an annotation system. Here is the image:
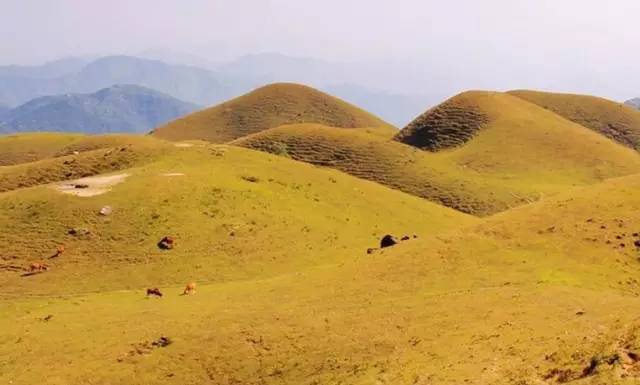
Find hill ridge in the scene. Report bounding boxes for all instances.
[153,82,396,143]
[508,89,640,151]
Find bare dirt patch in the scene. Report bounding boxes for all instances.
[52,173,130,197]
[161,173,185,177]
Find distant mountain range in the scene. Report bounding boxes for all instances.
[0,57,89,79]
[0,56,230,107]
[0,54,432,127]
[626,98,640,110]
[323,84,428,128]
[0,104,9,121]
[0,85,199,134]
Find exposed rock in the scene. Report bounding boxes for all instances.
[68,227,91,237]
[380,235,399,248]
[99,206,113,216]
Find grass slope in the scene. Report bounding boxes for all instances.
[0,136,169,193]
[0,132,83,166]
[0,144,474,296]
[234,115,640,215]
[152,83,396,143]
[2,168,640,384]
[509,90,640,150]
[0,132,164,166]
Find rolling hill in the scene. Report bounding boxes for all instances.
[0,136,474,297]
[2,138,640,383]
[153,83,396,143]
[508,90,640,150]
[234,91,640,215]
[0,132,175,167]
[4,85,640,385]
[0,54,437,127]
[0,85,200,134]
[0,135,169,193]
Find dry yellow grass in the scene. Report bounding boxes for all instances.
[0,132,164,166]
[509,89,640,150]
[152,83,396,143]
[2,157,640,384]
[0,144,473,296]
[0,132,83,166]
[233,92,640,215]
[0,135,170,193]
[4,88,640,385]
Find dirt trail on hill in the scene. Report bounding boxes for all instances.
[52,173,129,197]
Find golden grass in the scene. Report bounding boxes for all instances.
[233,107,640,215]
[0,144,474,296]
[0,132,163,167]
[152,83,396,143]
[2,160,640,384]
[4,88,640,384]
[0,136,170,193]
[0,132,83,166]
[509,89,640,150]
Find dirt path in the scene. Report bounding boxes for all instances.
[52,173,130,197]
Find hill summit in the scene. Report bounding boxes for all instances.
[152,83,396,143]
[509,90,640,151]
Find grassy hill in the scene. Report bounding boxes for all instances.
[152,83,396,143]
[0,132,84,166]
[0,134,169,193]
[0,132,165,166]
[2,154,639,384]
[509,90,640,150]
[4,88,640,385]
[234,111,640,215]
[0,143,473,296]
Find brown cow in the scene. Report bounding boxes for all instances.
[157,236,175,250]
[29,262,49,272]
[183,282,196,295]
[146,288,163,297]
[50,245,65,259]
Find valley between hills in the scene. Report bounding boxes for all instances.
[2,83,640,385]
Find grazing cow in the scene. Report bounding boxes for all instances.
[157,236,175,250]
[29,262,49,272]
[183,282,196,295]
[51,245,65,258]
[146,288,163,297]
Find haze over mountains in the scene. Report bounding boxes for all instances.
[0,53,431,131]
[0,85,199,134]
[627,98,640,110]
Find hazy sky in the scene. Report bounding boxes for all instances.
[1,0,639,99]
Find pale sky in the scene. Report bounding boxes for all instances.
[1,0,639,100]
